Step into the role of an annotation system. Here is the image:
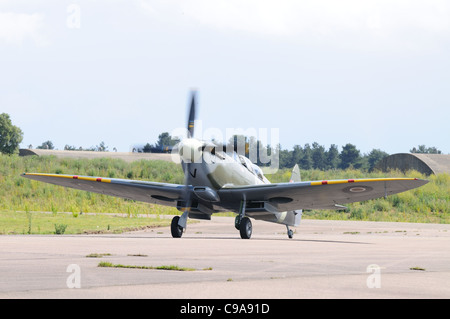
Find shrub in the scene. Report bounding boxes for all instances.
[54,223,68,234]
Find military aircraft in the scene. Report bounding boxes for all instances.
[22,91,428,239]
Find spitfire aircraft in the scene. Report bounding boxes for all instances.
[22,91,428,239]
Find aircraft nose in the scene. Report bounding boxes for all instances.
[178,138,203,163]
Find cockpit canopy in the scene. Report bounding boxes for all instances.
[237,154,267,182]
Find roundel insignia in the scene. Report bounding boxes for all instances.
[343,185,373,194]
[349,187,367,193]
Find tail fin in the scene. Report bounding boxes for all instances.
[288,164,302,226]
[289,164,301,183]
[253,165,303,227]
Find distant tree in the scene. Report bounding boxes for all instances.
[291,145,302,168]
[143,143,153,153]
[410,145,442,154]
[156,132,180,150]
[299,143,312,170]
[325,144,340,169]
[0,113,23,154]
[37,140,54,150]
[311,142,326,170]
[355,156,369,170]
[96,141,108,152]
[367,149,389,171]
[277,145,292,169]
[339,143,360,169]
[64,145,77,150]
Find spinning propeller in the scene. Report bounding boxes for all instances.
[171,90,199,237]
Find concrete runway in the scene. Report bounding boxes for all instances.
[1,216,449,299]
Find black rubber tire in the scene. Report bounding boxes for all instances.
[171,216,183,238]
[239,217,252,239]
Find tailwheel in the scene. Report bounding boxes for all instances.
[239,217,252,239]
[286,225,294,239]
[171,216,184,238]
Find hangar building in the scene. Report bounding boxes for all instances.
[375,153,450,175]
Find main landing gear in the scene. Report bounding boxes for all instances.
[171,213,294,240]
[171,216,184,238]
[235,215,252,239]
[171,206,190,238]
[234,199,252,239]
[235,216,294,239]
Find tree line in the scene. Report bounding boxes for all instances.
[139,132,443,172]
[277,143,388,171]
[134,132,180,153]
[0,113,443,171]
[32,140,111,152]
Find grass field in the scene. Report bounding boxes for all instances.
[0,154,448,234]
[0,211,172,235]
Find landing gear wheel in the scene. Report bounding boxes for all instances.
[171,216,184,238]
[286,225,294,239]
[287,228,294,239]
[239,217,252,239]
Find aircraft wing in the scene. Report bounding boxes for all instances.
[22,174,428,213]
[22,173,185,207]
[217,178,428,211]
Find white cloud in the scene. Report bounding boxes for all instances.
[138,0,450,51]
[0,11,46,45]
[180,0,290,36]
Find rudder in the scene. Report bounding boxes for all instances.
[289,164,301,183]
[288,164,302,226]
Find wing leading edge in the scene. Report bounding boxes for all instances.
[217,177,428,211]
[22,173,185,207]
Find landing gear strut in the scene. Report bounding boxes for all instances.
[235,198,252,239]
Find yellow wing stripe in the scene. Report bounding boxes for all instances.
[310,177,417,186]
[23,173,111,183]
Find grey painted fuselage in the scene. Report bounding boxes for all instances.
[179,143,302,227]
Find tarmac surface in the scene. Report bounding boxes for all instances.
[1,217,449,299]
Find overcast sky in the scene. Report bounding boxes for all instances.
[1,0,449,154]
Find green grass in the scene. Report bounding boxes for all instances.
[0,210,171,235]
[0,154,182,234]
[97,261,198,271]
[409,266,426,271]
[1,154,183,215]
[86,253,112,258]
